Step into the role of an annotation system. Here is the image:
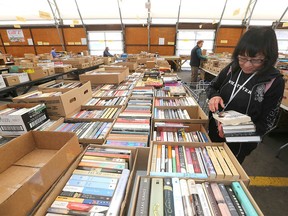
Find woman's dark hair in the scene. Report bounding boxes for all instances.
[232,27,278,74]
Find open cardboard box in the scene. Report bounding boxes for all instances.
[152,123,211,143]
[80,68,129,85]
[129,176,263,216]
[38,80,89,93]
[0,103,49,136]
[47,118,114,144]
[147,141,250,186]
[30,144,145,216]
[153,106,208,125]
[65,106,122,122]
[13,81,92,117]
[81,96,128,110]
[0,131,82,216]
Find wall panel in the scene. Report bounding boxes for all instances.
[215,27,245,53]
[66,46,87,54]
[36,45,62,54]
[31,28,63,45]
[126,45,148,54]
[5,46,35,57]
[0,29,31,45]
[125,27,148,45]
[150,46,174,55]
[63,28,86,45]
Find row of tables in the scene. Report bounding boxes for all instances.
[0,64,102,101]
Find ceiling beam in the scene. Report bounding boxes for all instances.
[272,6,288,29]
[117,0,126,53]
[213,0,228,52]
[47,0,65,50]
[74,0,88,49]
[242,0,258,31]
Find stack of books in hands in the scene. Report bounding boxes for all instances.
[213,110,261,143]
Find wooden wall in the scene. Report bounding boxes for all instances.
[0,24,248,57]
[0,27,87,57]
[125,26,176,55]
[214,27,245,53]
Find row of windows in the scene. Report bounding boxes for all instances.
[87,29,288,56]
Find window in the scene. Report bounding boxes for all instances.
[88,31,124,56]
[275,30,288,54]
[176,29,215,68]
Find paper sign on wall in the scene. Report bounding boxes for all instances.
[159,37,165,45]
[27,38,33,45]
[37,41,43,45]
[6,29,25,42]
[75,42,81,45]
[13,25,21,29]
[43,42,49,45]
[4,43,10,46]
[81,38,87,45]
[220,40,228,44]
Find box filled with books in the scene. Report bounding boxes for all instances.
[0,131,82,216]
[82,97,128,109]
[12,82,92,117]
[153,122,210,143]
[65,107,122,122]
[30,145,141,216]
[154,96,198,107]
[130,176,263,216]
[92,89,131,98]
[153,106,208,125]
[147,142,250,185]
[79,68,129,85]
[48,118,114,144]
[38,80,89,92]
[0,103,49,136]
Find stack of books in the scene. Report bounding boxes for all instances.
[154,108,190,120]
[69,108,120,120]
[84,97,127,107]
[213,110,261,143]
[155,96,197,106]
[46,146,131,216]
[135,178,259,216]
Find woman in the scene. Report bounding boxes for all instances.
[206,27,285,164]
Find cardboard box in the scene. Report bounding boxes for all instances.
[137,57,155,64]
[115,62,138,72]
[54,64,73,73]
[13,81,92,117]
[0,75,6,89]
[31,144,142,216]
[3,75,20,86]
[103,57,116,64]
[146,61,155,69]
[153,106,208,126]
[80,69,128,85]
[43,67,55,75]
[147,141,250,185]
[38,80,87,92]
[0,103,49,136]
[0,131,82,216]
[28,69,49,81]
[129,176,263,216]
[8,73,30,83]
[47,118,114,144]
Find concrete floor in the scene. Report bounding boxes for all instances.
[178,69,288,216]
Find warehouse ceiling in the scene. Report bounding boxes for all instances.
[0,0,287,26]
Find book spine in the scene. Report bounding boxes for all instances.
[149,178,164,216]
[231,182,258,216]
[172,178,185,215]
[206,146,224,179]
[163,178,175,216]
[106,169,130,216]
[187,179,204,216]
[135,177,151,216]
[180,179,194,216]
[225,185,246,216]
[202,182,222,216]
[212,146,233,180]
[218,184,240,216]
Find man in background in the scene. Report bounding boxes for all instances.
[103,47,113,57]
[50,47,59,58]
[190,40,207,86]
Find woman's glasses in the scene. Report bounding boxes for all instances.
[238,56,265,65]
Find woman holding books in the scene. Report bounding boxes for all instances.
[206,27,285,164]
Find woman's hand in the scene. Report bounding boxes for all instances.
[217,121,224,138]
[208,96,225,113]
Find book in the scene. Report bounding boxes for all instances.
[135,177,151,216]
[149,178,164,216]
[212,110,251,125]
[163,178,175,215]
